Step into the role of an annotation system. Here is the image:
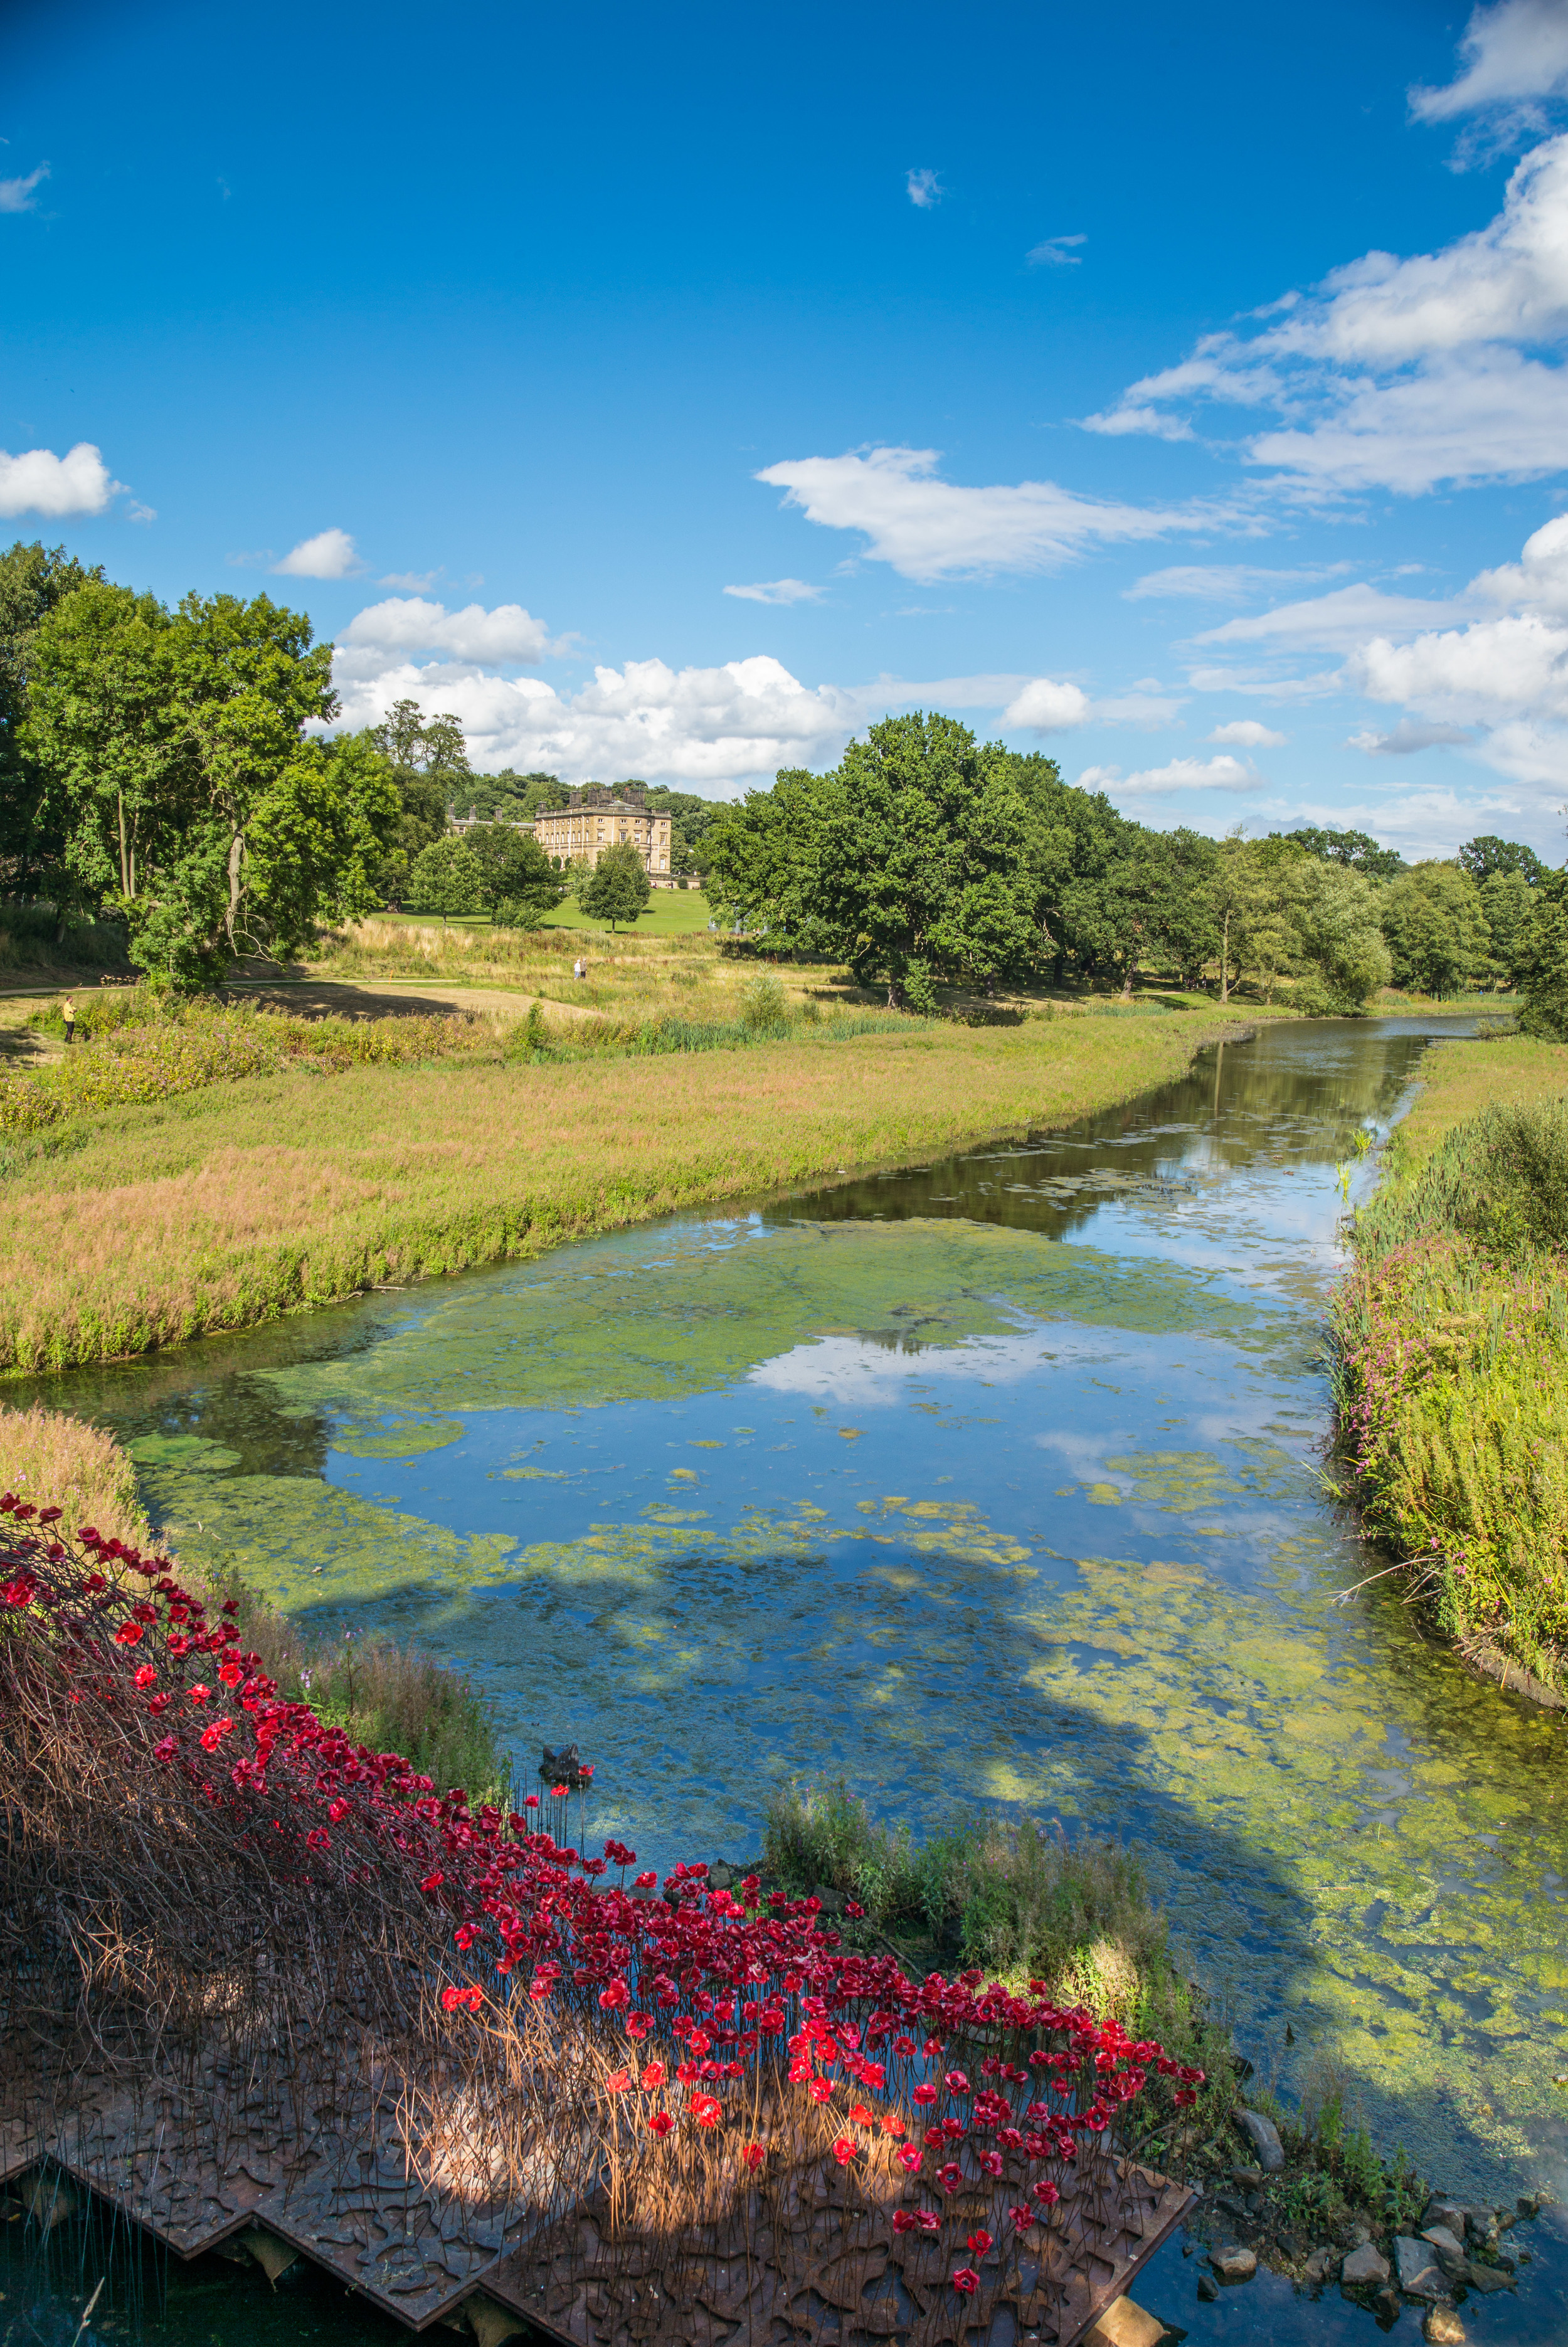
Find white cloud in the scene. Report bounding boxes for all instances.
[329,649,863,787]
[274,527,363,579]
[378,568,443,591]
[1001,677,1091,731]
[0,442,118,518]
[1209,719,1286,748]
[1410,0,1568,127]
[339,596,560,664]
[1347,720,1476,753]
[722,578,823,605]
[906,168,942,209]
[1027,234,1086,267]
[1125,563,1353,602]
[0,162,48,215]
[1194,581,1476,654]
[1078,754,1263,797]
[755,444,1224,583]
[1083,127,1568,496]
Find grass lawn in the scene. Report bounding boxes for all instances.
[538,889,718,936]
[0,1001,1274,1372]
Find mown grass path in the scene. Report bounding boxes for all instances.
[1,1007,1269,1373]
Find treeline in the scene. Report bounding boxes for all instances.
[704,712,1562,1015]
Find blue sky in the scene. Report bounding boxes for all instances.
[8,0,1568,854]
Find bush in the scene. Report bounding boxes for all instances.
[739,972,789,1032]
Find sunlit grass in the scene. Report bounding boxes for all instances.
[0,1002,1263,1372]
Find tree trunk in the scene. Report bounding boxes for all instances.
[1219,908,1231,1004]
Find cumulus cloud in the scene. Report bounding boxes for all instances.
[722,578,822,605]
[1082,117,1568,495]
[906,168,943,209]
[755,445,1222,582]
[0,442,119,518]
[339,596,561,665]
[1027,234,1086,267]
[1209,719,1286,748]
[274,527,363,580]
[1001,678,1091,731]
[378,568,443,591]
[1077,754,1263,797]
[0,162,48,215]
[1410,0,1568,140]
[329,648,866,787]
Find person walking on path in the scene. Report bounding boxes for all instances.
[61,995,75,1046]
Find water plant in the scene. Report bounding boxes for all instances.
[1,1494,1204,2344]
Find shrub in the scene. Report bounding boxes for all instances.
[739,972,789,1032]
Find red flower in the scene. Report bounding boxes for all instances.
[897,2144,922,2173]
[880,2116,905,2139]
[847,2101,874,2126]
[647,2111,674,2138]
[978,2150,1003,2178]
[189,1683,211,1705]
[808,2079,832,2106]
[218,1658,242,1687]
[1031,2180,1061,2208]
[605,2069,632,2094]
[831,2136,858,2165]
[632,1868,657,1888]
[147,1693,171,1715]
[113,1621,144,1646]
[328,1799,349,1823]
[421,1872,445,1893]
[914,2210,940,2235]
[221,1598,239,1614]
[937,2163,963,2195]
[305,1828,331,1850]
[640,2061,666,2090]
[152,1735,177,1762]
[1009,2203,1034,2231]
[844,1899,864,1918]
[943,2069,970,2095]
[625,2015,651,2040]
[892,2210,919,2233]
[690,2094,722,2128]
[950,2268,979,2297]
[967,2230,993,2259]
[741,2144,766,2172]
[134,1665,157,1689]
[893,2033,916,2058]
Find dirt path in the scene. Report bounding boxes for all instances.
[228,976,604,1025]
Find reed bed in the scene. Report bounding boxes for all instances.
[1329,1037,1568,1692]
[0,1497,1200,2346]
[0,1007,1262,1374]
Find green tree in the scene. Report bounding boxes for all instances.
[1287,859,1392,1009]
[408,834,487,923]
[1520,875,1568,1039]
[462,822,563,919]
[367,698,472,898]
[1276,825,1405,879]
[1380,862,1490,998]
[0,538,105,899]
[26,583,371,983]
[810,714,1036,1001]
[1458,834,1547,886]
[580,839,652,931]
[1480,867,1538,988]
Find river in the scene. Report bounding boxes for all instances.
[8,1013,1566,2344]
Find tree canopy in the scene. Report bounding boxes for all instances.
[580,839,652,931]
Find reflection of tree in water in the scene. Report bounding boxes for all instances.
[780,1019,1473,1240]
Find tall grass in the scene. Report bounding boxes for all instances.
[1330,1061,1568,1689]
[0,1005,1269,1372]
[0,1402,151,1545]
[0,900,129,975]
[3,992,497,1133]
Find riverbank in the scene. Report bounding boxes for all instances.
[0,1002,1274,1374]
[1329,1029,1568,1699]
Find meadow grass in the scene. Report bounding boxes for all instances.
[0,1402,152,1544]
[0,1000,1265,1372]
[1331,1031,1568,1693]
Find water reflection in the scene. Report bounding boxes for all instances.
[21,1015,1568,2227]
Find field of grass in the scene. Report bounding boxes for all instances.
[539,887,719,935]
[1330,1030,1568,1696]
[0,997,1268,1373]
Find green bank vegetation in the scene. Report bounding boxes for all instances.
[1330,1032,1568,1698]
[0,999,1270,1372]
